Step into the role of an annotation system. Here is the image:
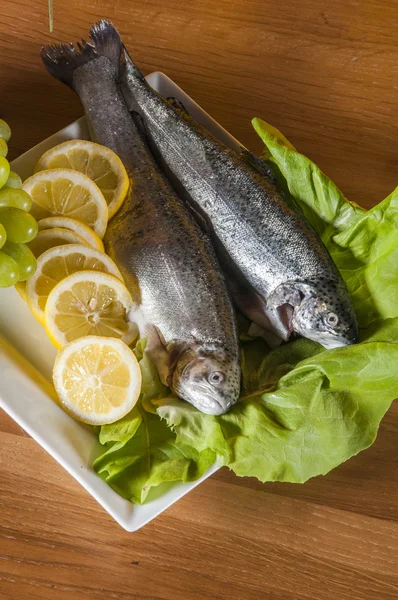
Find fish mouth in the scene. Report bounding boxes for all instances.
[320,338,349,350]
[174,380,238,415]
[306,331,356,349]
[190,396,235,416]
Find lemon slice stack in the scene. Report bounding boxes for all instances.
[34,140,130,218]
[26,244,123,323]
[38,216,104,251]
[19,140,140,425]
[23,169,109,238]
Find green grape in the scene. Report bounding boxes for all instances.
[2,241,36,281]
[0,223,6,249]
[4,171,22,189]
[0,139,7,158]
[0,251,19,287]
[0,207,38,243]
[0,119,11,143]
[0,156,10,189]
[0,188,32,211]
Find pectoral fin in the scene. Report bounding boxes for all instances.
[145,325,172,387]
[247,323,282,348]
[226,273,301,342]
[240,149,276,182]
[145,326,190,389]
[227,277,289,341]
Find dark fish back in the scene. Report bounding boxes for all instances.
[120,61,341,298]
[41,27,239,356]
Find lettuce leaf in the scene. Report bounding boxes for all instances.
[94,405,216,504]
[93,340,216,504]
[330,188,398,326]
[155,328,398,483]
[94,119,398,503]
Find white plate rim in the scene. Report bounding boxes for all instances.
[0,72,242,531]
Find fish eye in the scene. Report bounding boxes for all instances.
[325,312,339,327]
[208,371,225,385]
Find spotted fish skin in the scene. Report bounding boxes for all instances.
[40,22,241,415]
[119,32,358,348]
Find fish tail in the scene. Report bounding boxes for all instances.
[122,45,146,83]
[89,20,122,66]
[40,19,122,88]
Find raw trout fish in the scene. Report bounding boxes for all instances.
[116,23,358,349]
[40,22,241,416]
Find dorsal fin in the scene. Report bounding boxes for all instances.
[240,149,276,182]
[167,97,189,115]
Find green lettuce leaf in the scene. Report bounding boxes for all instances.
[94,405,216,504]
[330,187,398,326]
[156,329,398,483]
[93,341,216,504]
[94,119,397,503]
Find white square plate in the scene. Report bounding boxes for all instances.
[0,72,242,531]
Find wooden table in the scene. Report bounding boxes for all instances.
[1,1,397,599]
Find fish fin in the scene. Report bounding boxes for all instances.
[121,45,146,83]
[167,97,189,114]
[184,198,214,235]
[145,325,173,387]
[232,284,288,340]
[88,20,122,68]
[40,20,122,88]
[225,272,292,341]
[40,42,95,88]
[247,323,282,348]
[130,110,147,142]
[130,110,169,167]
[240,150,276,182]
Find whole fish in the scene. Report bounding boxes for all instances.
[40,22,241,415]
[115,23,359,349]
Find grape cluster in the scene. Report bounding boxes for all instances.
[0,120,37,287]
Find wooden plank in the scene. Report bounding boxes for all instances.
[1,433,398,600]
[0,1,397,598]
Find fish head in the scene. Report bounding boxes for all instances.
[171,343,240,416]
[292,280,359,349]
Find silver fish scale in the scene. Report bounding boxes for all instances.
[126,77,341,297]
[73,58,239,357]
[108,179,238,349]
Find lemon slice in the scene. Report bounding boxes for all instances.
[22,169,108,238]
[38,216,104,251]
[28,227,90,258]
[53,336,141,425]
[35,141,129,219]
[27,244,123,325]
[45,270,137,348]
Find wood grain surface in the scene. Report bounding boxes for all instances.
[0,1,397,599]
